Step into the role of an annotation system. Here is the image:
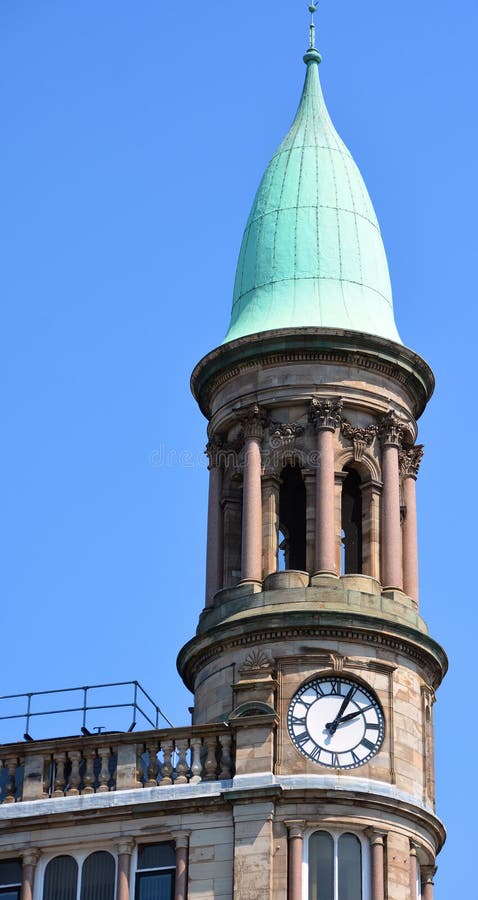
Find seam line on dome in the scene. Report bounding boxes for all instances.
[232,276,393,309]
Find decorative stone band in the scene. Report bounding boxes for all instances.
[341,421,377,461]
[399,444,425,479]
[235,403,268,440]
[309,396,343,431]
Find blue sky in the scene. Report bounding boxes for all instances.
[1,2,476,895]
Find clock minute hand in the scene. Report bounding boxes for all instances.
[326,703,374,729]
[326,685,355,735]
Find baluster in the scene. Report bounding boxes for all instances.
[189,737,202,784]
[136,744,145,787]
[203,735,218,781]
[42,755,53,799]
[3,756,18,803]
[81,748,95,794]
[159,740,173,786]
[97,747,111,792]
[145,741,159,787]
[53,752,67,797]
[66,751,81,796]
[218,733,233,780]
[175,739,189,784]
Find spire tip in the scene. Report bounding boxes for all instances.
[305,1,322,64]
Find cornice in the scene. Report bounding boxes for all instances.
[190,328,435,420]
[177,609,447,694]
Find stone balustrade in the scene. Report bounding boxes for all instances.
[0,724,233,803]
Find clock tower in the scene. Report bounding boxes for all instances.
[178,7,446,900]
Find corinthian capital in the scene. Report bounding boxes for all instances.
[399,444,424,479]
[236,403,267,440]
[378,410,411,448]
[309,397,343,432]
[341,421,377,461]
[205,436,224,469]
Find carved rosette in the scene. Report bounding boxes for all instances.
[341,420,377,461]
[378,410,411,448]
[399,444,424,479]
[308,397,343,432]
[236,403,267,440]
[240,649,273,673]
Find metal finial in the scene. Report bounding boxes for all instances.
[309,3,317,50]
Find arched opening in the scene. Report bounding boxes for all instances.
[279,464,306,571]
[341,467,363,574]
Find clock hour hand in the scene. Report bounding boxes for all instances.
[326,685,355,735]
[326,703,374,730]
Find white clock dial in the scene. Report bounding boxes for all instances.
[287,676,385,769]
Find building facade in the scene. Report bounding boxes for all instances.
[0,13,446,900]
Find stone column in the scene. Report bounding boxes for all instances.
[302,469,316,573]
[409,843,419,899]
[116,841,134,900]
[379,412,405,590]
[174,832,190,900]
[20,850,39,900]
[369,832,385,900]
[205,438,224,607]
[238,405,266,584]
[285,820,305,900]
[421,865,436,900]
[262,474,281,577]
[399,444,424,603]
[309,398,342,575]
[361,480,382,580]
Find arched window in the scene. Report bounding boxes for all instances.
[279,464,306,571]
[341,467,363,574]
[44,856,78,900]
[308,831,366,900]
[80,852,115,900]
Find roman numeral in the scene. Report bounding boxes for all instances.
[295,731,310,745]
[330,680,340,695]
[331,753,340,767]
[365,723,380,731]
[309,744,321,761]
[351,751,360,765]
[291,715,306,727]
[361,738,376,751]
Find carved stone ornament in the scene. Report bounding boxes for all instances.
[378,410,411,447]
[330,653,346,672]
[240,649,273,672]
[399,444,424,479]
[341,420,377,461]
[308,397,343,431]
[269,421,305,451]
[235,403,267,440]
[205,436,224,469]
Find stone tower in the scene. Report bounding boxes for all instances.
[178,11,446,900]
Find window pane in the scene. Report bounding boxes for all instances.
[44,856,78,900]
[136,872,174,900]
[309,832,334,900]
[0,891,20,899]
[0,859,22,886]
[137,844,175,870]
[80,851,115,900]
[338,833,362,900]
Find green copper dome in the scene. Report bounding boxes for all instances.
[224,50,402,345]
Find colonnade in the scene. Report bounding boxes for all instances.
[19,834,190,900]
[204,401,423,608]
[285,824,435,900]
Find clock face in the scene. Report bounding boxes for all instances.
[287,676,385,770]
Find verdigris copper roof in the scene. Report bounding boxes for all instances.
[224,46,401,344]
